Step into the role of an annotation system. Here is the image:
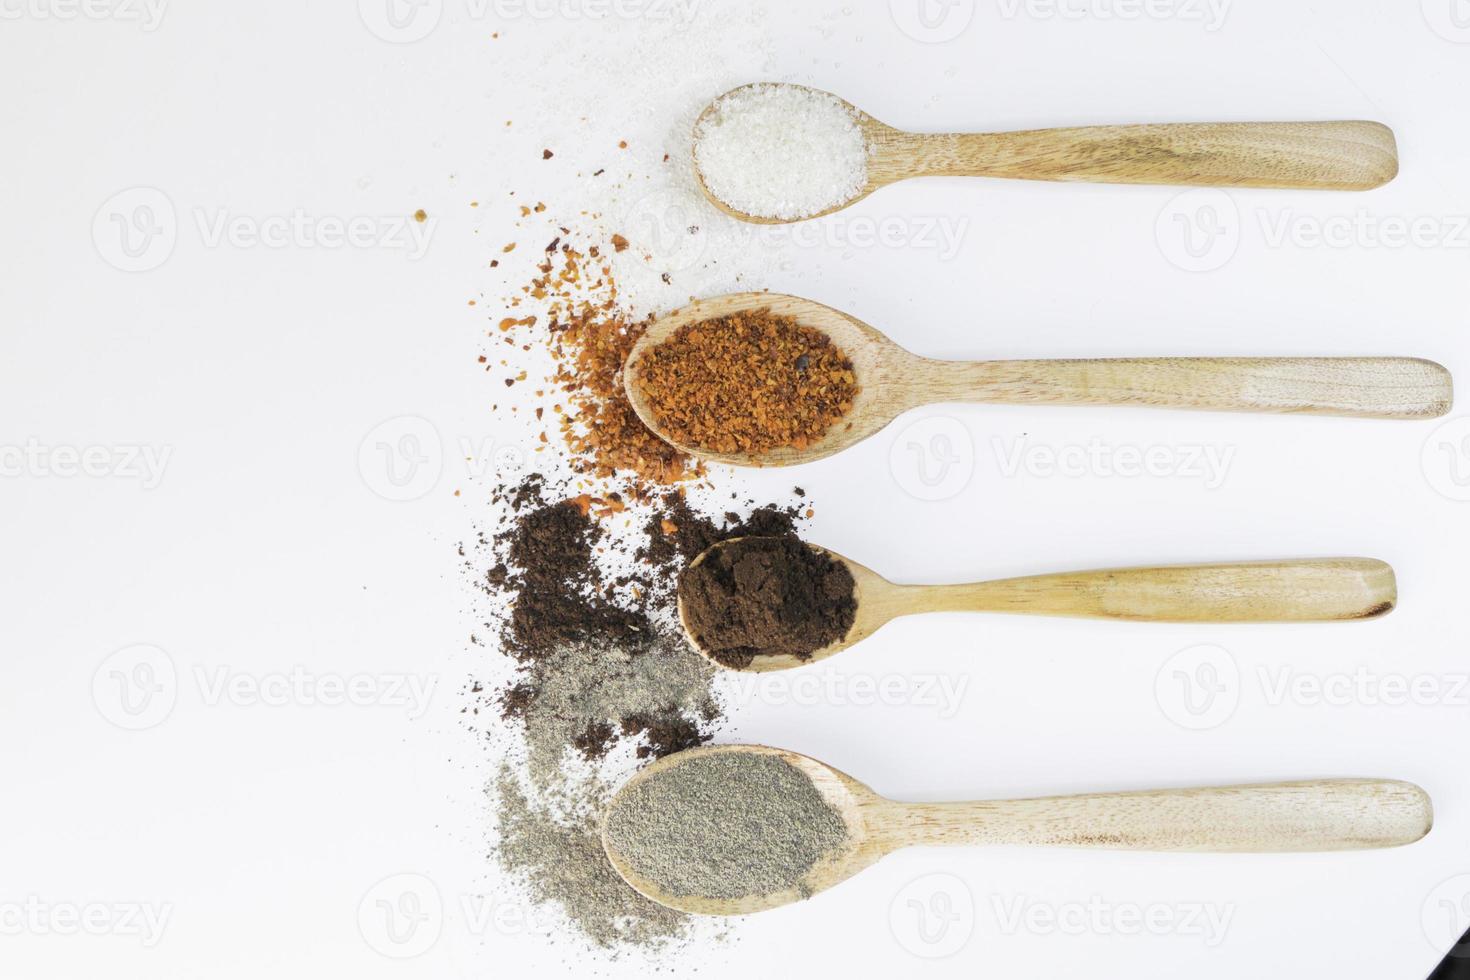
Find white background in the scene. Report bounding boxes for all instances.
[3,1,1470,977]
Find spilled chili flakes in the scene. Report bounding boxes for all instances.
[490,218,704,490]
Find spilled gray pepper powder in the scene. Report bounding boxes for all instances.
[604,752,850,901]
[494,767,688,949]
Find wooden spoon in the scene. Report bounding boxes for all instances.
[623,293,1453,468]
[694,84,1399,224]
[602,744,1433,916]
[678,541,1396,672]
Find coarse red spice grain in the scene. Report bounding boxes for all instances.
[548,297,693,488]
[493,225,703,490]
[634,309,859,456]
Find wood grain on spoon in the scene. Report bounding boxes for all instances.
[623,293,1453,468]
[602,744,1433,916]
[695,84,1399,224]
[678,541,1397,673]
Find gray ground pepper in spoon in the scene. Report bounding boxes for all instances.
[602,745,1433,917]
[602,749,849,901]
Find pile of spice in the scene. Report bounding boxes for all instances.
[485,475,756,778]
[494,766,689,949]
[694,83,872,221]
[469,7,865,958]
[494,234,702,490]
[471,470,817,947]
[479,206,838,949]
[678,536,857,669]
[603,750,850,901]
[633,308,860,456]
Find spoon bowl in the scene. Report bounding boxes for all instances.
[693,85,895,224]
[694,83,1399,224]
[625,294,904,467]
[623,293,1453,468]
[602,744,878,916]
[602,744,1433,915]
[675,539,894,671]
[676,540,1398,673]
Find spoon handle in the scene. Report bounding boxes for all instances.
[907,121,1397,190]
[883,779,1431,852]
[914,356,1452,419]
[905,558,1396,623]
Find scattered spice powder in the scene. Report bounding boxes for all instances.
[475,199,831,949]
[479,478,819,763]
[483,473,813,719]
[472,477,817,945]
[495,766,688,949]
[635,308,859,456]
[493,223,704,489]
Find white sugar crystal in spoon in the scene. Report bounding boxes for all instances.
[694,83,871,221]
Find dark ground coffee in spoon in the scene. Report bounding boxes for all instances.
[679,536,856,669]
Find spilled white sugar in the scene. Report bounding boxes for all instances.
[694,83,870,221]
